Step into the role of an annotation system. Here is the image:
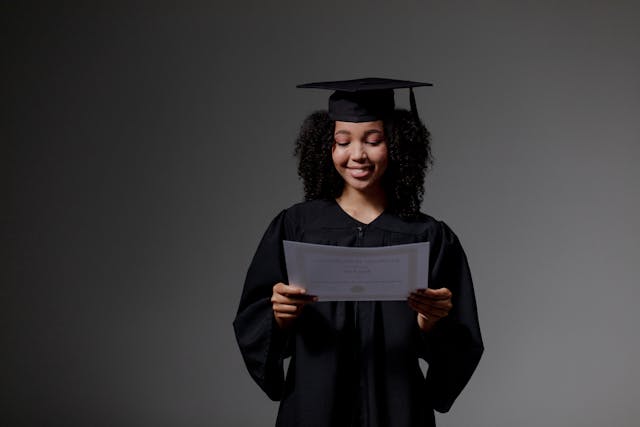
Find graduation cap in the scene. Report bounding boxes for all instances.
[297,77,432,122]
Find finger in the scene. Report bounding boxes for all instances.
[418,313,431,323]
[271,293,317,305]
[272,282,288,294]
[408,304,449,319]
[287,294,317,302]
[272,303,299,314]
[407,297,451,318]
[408,292,452,306]
[409,297,452,312]
[425,287,452,299]
[409,305,449,320]
[275,312,299,319]
[274,283,309,296]
[408,297,434,313]
[414,287,451,295]
[408,298,452,316]
[273,283,304,296]
[271,294,318,305]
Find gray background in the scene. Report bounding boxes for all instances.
[3,1,639,426]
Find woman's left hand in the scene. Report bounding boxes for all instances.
[408,287,453,332]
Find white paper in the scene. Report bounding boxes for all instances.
[283,240,430,301]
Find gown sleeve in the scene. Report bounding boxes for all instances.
[418,221,484,413]
[233,210,292,401]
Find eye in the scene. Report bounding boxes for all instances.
[364,130,384,145]
[365,138,384,146]
[334,134,350,146]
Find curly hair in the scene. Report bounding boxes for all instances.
[294,109,432,219]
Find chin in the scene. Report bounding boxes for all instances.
[344,179,382,193]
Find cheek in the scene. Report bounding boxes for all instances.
[379,159,389,175]
[331,147,345,166]
[374,147,389,168]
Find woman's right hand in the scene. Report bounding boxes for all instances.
[271,283,317,329]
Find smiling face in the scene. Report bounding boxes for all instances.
[331,120,388,195]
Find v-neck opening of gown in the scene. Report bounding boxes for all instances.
[333,199,385,227]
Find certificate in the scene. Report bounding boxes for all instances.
[283,240,430,301]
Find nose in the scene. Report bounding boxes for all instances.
[350,142,368,161]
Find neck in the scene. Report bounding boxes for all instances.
[336,186,386,224]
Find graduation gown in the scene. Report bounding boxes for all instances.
[233,200,483,427]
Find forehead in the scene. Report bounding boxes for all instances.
[334,120,384,133]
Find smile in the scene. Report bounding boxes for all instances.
[347,166,374,178]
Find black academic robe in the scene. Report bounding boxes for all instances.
[233,200,483,427]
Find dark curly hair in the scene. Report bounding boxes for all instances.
[294,109,432,219]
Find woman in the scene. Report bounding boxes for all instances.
[233,78,483,427]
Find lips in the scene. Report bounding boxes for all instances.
[347,166,373,179]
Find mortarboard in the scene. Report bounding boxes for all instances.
[297,77,432,122]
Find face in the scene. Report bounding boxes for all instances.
[331,120,388,194]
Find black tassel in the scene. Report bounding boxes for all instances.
[410,87,419,119]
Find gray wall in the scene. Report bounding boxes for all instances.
[4,1,639,426]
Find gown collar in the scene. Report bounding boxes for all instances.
[323,199,420,234]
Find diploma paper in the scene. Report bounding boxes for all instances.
[283,240,430,301]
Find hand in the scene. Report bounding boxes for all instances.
[271,283,317,329]
[408,287,452,332]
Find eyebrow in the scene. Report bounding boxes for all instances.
[363,129,383,138]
